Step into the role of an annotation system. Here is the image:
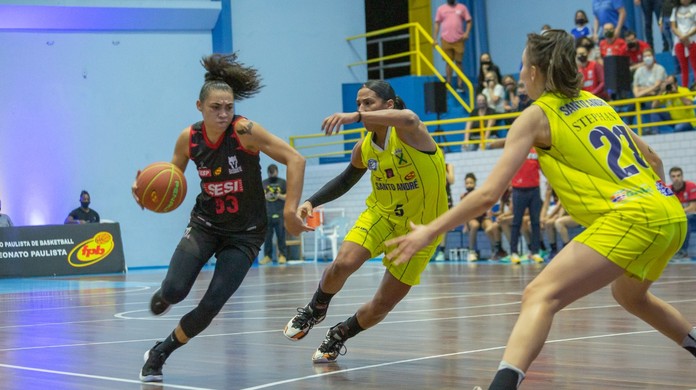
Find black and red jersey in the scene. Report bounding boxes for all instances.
[188,116,266,234]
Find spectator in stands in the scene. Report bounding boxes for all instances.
[671,0,696,87]
[660,0,677,52]
[637,0,669,51]
[476,52,503,94]
[460,173,505,261]
[464,93,496,151]
[434,0,472,93]
[502,74,518,126]
[632,48,667,132]
[577,36,602,63]
[598,22,628,62]
[625,30,651,71]
[259,164,288,265]
[555,213,580,249]
[434,162,455,261]
[65,190,100,224]
[633,48,667,98]
[650,74,696,132]
[577,44,609,100]
[669,166,696,258]
[571,10,592,39]
[513,82,534,112]
[503,148,544,264]
[0,200,13,228]
[540,185,563,259]
[482,70,506,115]
[492,184,514,252]
[593,0,627,40]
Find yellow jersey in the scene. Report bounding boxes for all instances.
[533,90,685,227]
[361,127,448,229]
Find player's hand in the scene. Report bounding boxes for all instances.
[385,221,436,266]
[321,112,360,136]
[131,170,144,210]
[285,204,314,236]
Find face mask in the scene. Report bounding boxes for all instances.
[604,30,614,39]
[519,93,528,101]
[465,186,475,192]
[447,0,456,4]
[644,56,654,65]
[81,201,90,209]
[627,41,638,50]
[577,55,588,63]
[477,103,487,110]
[481,61,491,66]
[575,18,587,25]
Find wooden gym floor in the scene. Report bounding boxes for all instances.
[0,259,695,390]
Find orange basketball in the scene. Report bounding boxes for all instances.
[135,162,187,213]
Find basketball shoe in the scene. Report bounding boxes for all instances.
[278,254,287,264]
[139,341,167,382]
[284,304,326,341]
[149,288,170,316]
[259,255,272,265]
[312,323,348,363]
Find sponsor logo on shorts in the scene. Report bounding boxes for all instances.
[656,180,674,196]
[610,184,652,203]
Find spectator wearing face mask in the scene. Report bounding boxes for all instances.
[513,83,534,112]
[598,22,628,64]
[464,93,496,151]
[577,45,609,100]
[632,48,667,98]
[592,0,627,41]
[577,36,602,62]
[476,52,502,94]
[625,30,651,71]
[650,74,696,133]
[571,10,592,39]
[65,190,100,224]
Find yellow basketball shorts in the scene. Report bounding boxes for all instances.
[574,215,687,281]
[344,207,441,286]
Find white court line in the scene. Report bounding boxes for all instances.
[240,329,662,389]
[0,362,214,390]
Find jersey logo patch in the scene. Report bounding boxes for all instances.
[386,169,394,178]
[367,159,378,171]
[228,156,242,174]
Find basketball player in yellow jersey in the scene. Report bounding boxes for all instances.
[283,80,448,363]
[387,30,695,389]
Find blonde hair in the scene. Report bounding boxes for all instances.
[526,30,581,99]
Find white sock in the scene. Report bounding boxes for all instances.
[682,327,696,348]
[498,360,525,387]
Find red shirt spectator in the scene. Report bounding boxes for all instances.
[627,39,650,65]
[599,37,628,57]
[578,59,609,100]
[670,180,696,207]
[512,148,540,188]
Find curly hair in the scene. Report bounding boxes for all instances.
[526,30,581,99]
[199,53,263,102]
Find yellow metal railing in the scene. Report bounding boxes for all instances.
[346,22,474,113]
[289,92,696,160]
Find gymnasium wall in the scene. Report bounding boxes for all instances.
[0,0,366,268]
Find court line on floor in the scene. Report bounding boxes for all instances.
[239,329,661,389]
[0,362,215,390]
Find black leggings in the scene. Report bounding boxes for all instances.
[160,226,258,338]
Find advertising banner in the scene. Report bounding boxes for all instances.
[0,223,126,277]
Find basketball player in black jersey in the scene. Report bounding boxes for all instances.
[133,53,312,382]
